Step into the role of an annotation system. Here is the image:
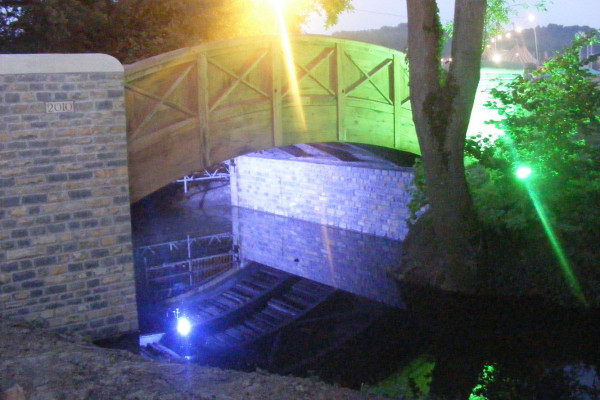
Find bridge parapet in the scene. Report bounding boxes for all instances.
[125,35,418,202]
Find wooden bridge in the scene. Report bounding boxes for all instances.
[125,35,418,203]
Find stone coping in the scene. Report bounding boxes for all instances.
[0,53,122,75]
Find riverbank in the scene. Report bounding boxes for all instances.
[0,321,393,400]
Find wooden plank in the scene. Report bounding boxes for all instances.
[394,106,420,155]
[209,109,274,162]
[126,84,196,118]
[129,124,201,202]
[336,42,346,142]
[282,45,335,98]
[209,99,272,122]
[281,105,338,145]
[345,98,393,113]
[125,48,200,81]
[393,53,402,153]
[128,118,197,153]
[344,57,393,104]
[127,63,196,140]
[198,53,211,167]
[208,49,271,112]
[344,106,395,147]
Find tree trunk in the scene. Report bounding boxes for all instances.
[403,0,487,291]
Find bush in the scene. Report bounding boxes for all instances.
[466,30,600,304]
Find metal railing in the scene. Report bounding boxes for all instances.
[175,163,230,193]
[145,253,236,301]
[135,232,237,301]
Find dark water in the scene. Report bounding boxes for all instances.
[123,182,600,399]
[400,287,600,399]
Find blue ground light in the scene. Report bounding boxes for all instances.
[177,316,192,336]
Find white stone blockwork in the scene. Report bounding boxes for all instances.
[0,53,123,75]
[230,144,415,241]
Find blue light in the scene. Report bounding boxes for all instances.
[177,317,191,336]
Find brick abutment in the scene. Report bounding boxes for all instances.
[0,54,137,339]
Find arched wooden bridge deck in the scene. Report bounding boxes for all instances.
[125,35,418,203]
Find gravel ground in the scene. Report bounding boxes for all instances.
[0,321,397,400]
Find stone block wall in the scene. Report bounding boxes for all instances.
[230,151,415,241]
[0,54,137,339]
[233,207,404,307]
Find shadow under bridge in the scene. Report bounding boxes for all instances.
[125,35,418,203]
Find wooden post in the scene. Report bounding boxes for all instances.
[335,42,346,142]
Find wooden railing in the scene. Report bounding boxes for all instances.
[125,35,418,202]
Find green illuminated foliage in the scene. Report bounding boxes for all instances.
[469,362,582,400]
[363,353,435,399]
[466,30,600,303]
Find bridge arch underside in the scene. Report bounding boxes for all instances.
[125,35,418,203]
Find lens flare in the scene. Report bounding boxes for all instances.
[498,136,587,306]
[522,181,588,306]
[272,0,307,132]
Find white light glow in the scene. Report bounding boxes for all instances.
[177,317,191,336]
[273,0,307,132]
[516,166,532,180]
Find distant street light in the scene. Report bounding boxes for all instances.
[528,14,540,64]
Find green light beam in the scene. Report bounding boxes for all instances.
[502,135,587,306]
[524,181,588,306]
